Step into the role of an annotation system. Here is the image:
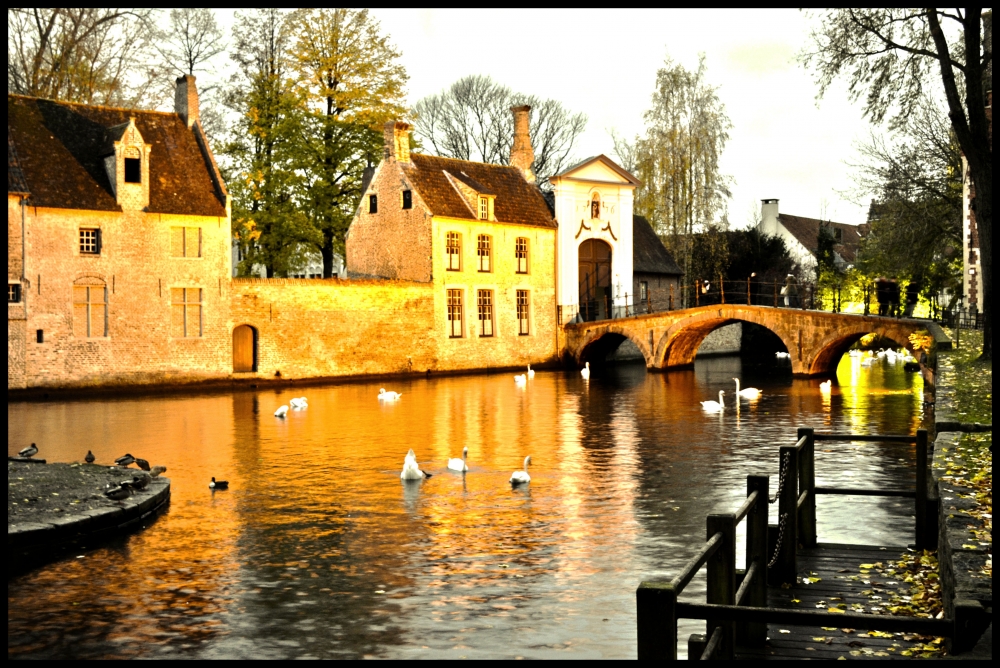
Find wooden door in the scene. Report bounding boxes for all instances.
[233,325,255,372]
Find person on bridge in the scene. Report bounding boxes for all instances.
[781,274,799,308]
[875,277,889,316]
[888,279,901,318]
[903,279,921,318]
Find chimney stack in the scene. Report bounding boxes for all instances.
[174,75,200,129]
[509,105,535,183]
[384,121,410,163]
[760,199,779,235]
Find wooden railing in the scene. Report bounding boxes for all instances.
[636,427,941,660]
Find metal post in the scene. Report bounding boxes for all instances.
[695,280,700,307]
[775,445,799,586]
[915,429,929,548]
[720,275,725,304]
[773,282,777,307]
[636,581,677,660]
[706,514,736,660]
[797,427,817,547]
[741,475,769,647]
[669,283,674,311]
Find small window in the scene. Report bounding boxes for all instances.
[479,196,489,220]
[8,283,22,303]
[477,289,494,337]
[124,158,141,183]
[516,290,530,336]
[171,287,203,338]
[834,228,843,242]
[369,194,378,214]
[446,232,461,271]
[447,289,463,338]
[591,193,601,219]
[477,234,492,272]
[171,227,202,258]
[402,189,412,209]
[639,281,649,302]
[80,228,101,255]
[515,237,529,274]
[73,284,108,338]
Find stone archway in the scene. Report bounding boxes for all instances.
[652,310,796,371]
[575,325,653,367]
[233,324,257,372]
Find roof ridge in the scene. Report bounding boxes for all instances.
[411,152,517,169]
[8,93,179,118]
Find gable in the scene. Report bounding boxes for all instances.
[550,154,640,186]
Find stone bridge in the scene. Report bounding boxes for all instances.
[563,304,931,377]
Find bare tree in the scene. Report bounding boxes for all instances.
[413,74,586,184]
[156,8,224,77]
[8,8,158,107]
[804,8,992,358]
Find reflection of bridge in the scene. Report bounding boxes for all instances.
[563,304,930,377]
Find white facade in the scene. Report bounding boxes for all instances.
[548,156,639,323]
[758,198,818,273]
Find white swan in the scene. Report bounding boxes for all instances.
[400,449,431,480]
[861,356,874,367]
[274,405,289,418]
[733,377,762,401]
[514,373,527,386]
[819,379,832,392]
[701,390,726,413]
[379,388,402,401]
[775,351,790,360]
[448,446,469,472]
[290,397,308,410]
[848,349,863,358]
[527,364,535,379]
[581,362,591,380]
[510,456,531,485]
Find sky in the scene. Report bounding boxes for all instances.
[210,9,899,228]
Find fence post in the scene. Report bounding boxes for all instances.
[772,445,799,586]
[695,280,700,307]
[773,282,778,307]
[797,427,817,547]
[915,429,930,549]
[720,275,725,304]
[636,581,677,660]
[706,514,736,659]
[669,283,674,311]
[739,475,769,647]
[687,634,707,660]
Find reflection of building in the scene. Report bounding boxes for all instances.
[757,199,863,272]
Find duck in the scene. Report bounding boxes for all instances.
[510,456,531,486]
[819,379,833,392]
[150,465,168,478]
[209,477,229,489]
[448,446,469,472]
[400,449,431,480]
[274,405,289,418]
[84,450,95,464]
[700,390,726,413]
[527,364,535,379]
[114,453,135,467]
[134,457,151,471]
[130,472,151,491]
[514,373,527,386]
[18,443,38,458]
[104,481,132,501]
[733,377,762,401]
[379,388,402,401]
[581,362,591,380]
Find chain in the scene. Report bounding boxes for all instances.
[770,451,790,504]
[767,512,789,569]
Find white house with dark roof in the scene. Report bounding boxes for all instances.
[757,198,864,273]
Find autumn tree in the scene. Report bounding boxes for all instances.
[223,9,317,277]
[285,8,408,277]
[617,55,733,306]
[804,8,992,357]
[413,74,587,185]
[7,8,158,106]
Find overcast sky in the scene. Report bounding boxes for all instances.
[213,9,900,228]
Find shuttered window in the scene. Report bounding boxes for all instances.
[170,227,202,257]
[477,289,494,337]
[171,287,203,337]
[447,289,463,338]
[517,290,530,336]
[73,285,108,337]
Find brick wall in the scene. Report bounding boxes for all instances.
[634,272,680,313]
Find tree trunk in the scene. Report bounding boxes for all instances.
[972,178,991,359]
[321,229,336,279]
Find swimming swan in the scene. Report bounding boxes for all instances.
[514,374,527,385]
[290,397,308,409]
[581,362,591,380]
[733,377,762,401]
[819,379,832,392]
[379,388,402,401]
[448,446,469,472]
[700,391,726,413]
[527,364,535,379]
[401,449,431,480]
[510,456,531,485]
[274,405,289,418]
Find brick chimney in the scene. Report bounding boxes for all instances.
[174,75,199,129]
[509,105,535,183]
[384,121,410,163]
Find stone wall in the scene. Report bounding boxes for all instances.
[633,272,679,313]
[696,322,742,356]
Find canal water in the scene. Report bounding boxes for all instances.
[8,354,924,659]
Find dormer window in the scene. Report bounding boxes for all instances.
[124,147,141,183]
[479,196,489,220]
[591,193,601,219]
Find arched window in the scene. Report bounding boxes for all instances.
[591,193,601,219]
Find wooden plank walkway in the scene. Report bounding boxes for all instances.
[737,544,943,660]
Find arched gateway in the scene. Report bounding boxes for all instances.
[232,324,257,372]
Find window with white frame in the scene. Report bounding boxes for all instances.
[447,289,463,338]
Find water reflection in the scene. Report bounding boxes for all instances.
[8,353,924,659]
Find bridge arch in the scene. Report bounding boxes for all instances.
[807,322,917,376]
[652,308,794,371]
[574,325,653,367]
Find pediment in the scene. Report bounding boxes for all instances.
[551,154,640,187]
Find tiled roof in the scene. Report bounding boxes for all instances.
[633,215,683,275]
[404,153,555,228]
[8,127,29,194]
[778,213,862,263]
[7,95,226,217]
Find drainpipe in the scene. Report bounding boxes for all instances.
[21,195,27,312]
